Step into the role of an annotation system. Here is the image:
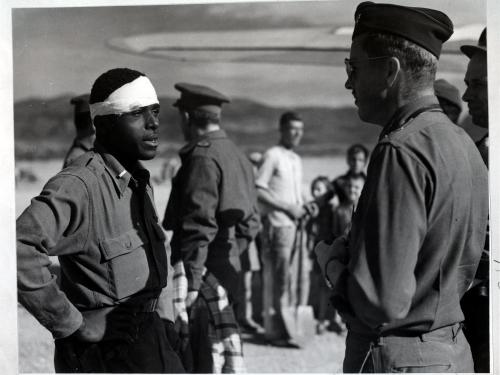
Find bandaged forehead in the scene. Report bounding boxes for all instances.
[90,76,159,121]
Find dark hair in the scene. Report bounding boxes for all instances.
[361,33,437,91]
[279,111,302,129]
[188,109,221,128]
[89,68,145,104]
[311,175,333,194]
[347,144,370,159]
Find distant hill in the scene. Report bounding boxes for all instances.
[13,95,378,159]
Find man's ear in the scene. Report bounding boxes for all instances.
[93,115,115,138]
[386,57,401,87]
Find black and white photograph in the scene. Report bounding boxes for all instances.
[1,0,499,373]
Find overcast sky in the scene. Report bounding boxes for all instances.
[12,0,486,107]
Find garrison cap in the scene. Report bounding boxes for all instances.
[461,27,486,58]
[173,82,230,115]
[70,93,90,114]
[434,79,462,110]
[353,2,454,58]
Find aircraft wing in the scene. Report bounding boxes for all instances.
[107,26,482,70]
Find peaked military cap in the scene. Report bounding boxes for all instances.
[434,79,462,110]
[352,2,454,58]
[173,82,230,115]
[461,27,487,58]
[70,93,90,114]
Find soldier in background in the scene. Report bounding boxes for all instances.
[164,83,260,372]
[460,27,489,373]
[63,94,95,168]
[434,79,462,124]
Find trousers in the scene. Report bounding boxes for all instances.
[261,222,296,340]
[54,311,185,373]
[343,323,473,373]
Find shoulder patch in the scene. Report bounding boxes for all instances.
[197,140,211,148]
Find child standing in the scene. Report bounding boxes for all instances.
[328,174,366,333]
[306,176,335,334]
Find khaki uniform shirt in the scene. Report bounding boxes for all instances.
[17,147,168,339]
[333,96,488,335]
[163,130,260,297]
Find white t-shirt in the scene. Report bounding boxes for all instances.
[255,145,303,227]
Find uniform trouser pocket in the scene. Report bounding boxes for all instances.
[370,325,473,373]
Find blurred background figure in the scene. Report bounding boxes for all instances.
[256,111,308,348]
[62,94,95,168]
[331,144,369,206]
[236,151,264,334]
[460,27,489,373]
[152,157,181,185]
[434,78,462,124]
[305,176,335,335]
[329,173,365,333]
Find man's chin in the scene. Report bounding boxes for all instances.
[139,152,157,161]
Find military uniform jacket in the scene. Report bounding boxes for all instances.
[333,96,488,335]
[163,129,260,296]
[17,148,168,339]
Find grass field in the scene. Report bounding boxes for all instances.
[16,155,348,373]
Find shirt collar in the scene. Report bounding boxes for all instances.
[178,129,227,158]
[380,95,440,139]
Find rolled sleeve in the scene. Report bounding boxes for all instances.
[347,145,427,328]
[17,174,90,338]
[255,149,276,190]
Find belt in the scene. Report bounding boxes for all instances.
[376,322,462,344]
[120,298,159,313]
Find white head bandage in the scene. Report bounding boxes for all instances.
[89,76,159,121]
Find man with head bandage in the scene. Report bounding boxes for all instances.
[17,68,185,373]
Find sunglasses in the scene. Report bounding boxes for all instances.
[344,56,392,79]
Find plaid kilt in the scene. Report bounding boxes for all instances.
[173,261,245,373]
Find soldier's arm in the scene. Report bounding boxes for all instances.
[17,173,90,339]
[235,202,261,253]
[176,156,220,291]
[346,145,427,328]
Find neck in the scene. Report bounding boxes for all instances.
[382,86,435,126]
[76,127,95,139]
[95,139,137,172]
[279,140,295,150]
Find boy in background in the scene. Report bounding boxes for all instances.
[306,176,334,334]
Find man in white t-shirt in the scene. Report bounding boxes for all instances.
[255,111,307,347]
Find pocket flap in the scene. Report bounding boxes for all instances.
[100,229,147,260]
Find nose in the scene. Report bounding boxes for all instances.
[144,108,159,129]
[462,86,471,103]
[345,76,352,90]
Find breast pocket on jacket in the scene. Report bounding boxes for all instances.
[99,229,152,300]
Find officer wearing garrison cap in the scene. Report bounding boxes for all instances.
[315,2,488,372]
[460,27,490,373]
[62,94,96,168]
[17,68,184,373]
[163,84,259,359]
